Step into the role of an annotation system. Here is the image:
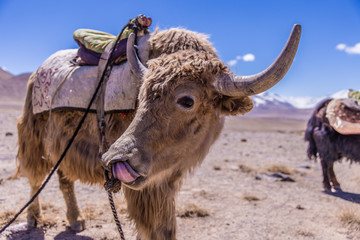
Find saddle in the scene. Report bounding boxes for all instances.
[326,98,360,135]
[32,15,151,115]
[73,15,151,65]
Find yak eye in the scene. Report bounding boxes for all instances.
[177,96,194,109]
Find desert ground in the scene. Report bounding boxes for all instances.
[1,100,360,240]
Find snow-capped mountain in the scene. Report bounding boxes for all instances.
[247,90,355,120]
[252,90,351,109]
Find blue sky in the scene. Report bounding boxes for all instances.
[0,0,359,97]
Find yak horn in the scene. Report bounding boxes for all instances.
[127,33,148,78]
[215,24,301,97]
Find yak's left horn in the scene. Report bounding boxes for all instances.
[215,24,301,97]
[127,33,148,78]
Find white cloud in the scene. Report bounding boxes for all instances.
[227,53,255,66]
[336,43,360,55]
[242,53,255,62]
[347,43,360,54]
[227,60,238,67]
[336,43,346,51]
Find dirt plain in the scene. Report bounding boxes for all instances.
[1,99,360,240]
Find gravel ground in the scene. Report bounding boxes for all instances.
[1,108,360,240]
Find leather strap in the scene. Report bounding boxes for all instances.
[96,42,113,154]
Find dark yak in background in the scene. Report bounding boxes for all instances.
[305,98,360,191]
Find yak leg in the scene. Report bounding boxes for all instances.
[17,119,49,228]
[18,144,48,228]
[314,127,338,192]
[327,162,341,191]
[21,163,47,228]
[16,76,51,228]
[320,158,332,191]
[26,178,44,228]
[57,170,85,232]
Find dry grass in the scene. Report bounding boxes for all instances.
[177,204,210,218]
[267,164,293,175]
[296,204,305,210]
[296,229,315,237]
[243,194,260,202]
[238,164,254,173]
[83,205,104,221]
[41,203,55,211]
[42,216,58,230]
[213,165,221,171]
[339,208,360,231]
[0,210,16,225]
[41,203,60,215]
[82,205,104,221]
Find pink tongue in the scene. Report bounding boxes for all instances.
[112,162,139,184]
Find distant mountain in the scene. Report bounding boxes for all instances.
[247,90,354,121]
[0,68,14,80]
[0,69,30,102]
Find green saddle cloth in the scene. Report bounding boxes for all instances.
[73,27,134,54]
[73,29,116,53]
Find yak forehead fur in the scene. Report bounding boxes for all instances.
[143,50,228,100]
[149,28,218,59]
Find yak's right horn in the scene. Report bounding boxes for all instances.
[215,24,302,97]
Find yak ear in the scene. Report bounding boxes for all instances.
[220,96,254,116]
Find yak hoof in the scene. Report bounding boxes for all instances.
[70,219,85,232]
[323,184,332,193]
[323,187,332,194]
[332,186,342,193]
[26,220,37,229]
[26,215,40,229]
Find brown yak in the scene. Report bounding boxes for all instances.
[16,25,301,240]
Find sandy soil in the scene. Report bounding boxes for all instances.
[1,104,360,240]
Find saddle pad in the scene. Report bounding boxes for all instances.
[73,29,116,54]
[326,99,360,135]
[32,49,140,115]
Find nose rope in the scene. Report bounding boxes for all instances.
[96,23,127,240]
[104,170,125,240]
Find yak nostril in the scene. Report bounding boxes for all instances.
[120,148,139,160]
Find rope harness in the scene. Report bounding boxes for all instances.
[0,15,151,239]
